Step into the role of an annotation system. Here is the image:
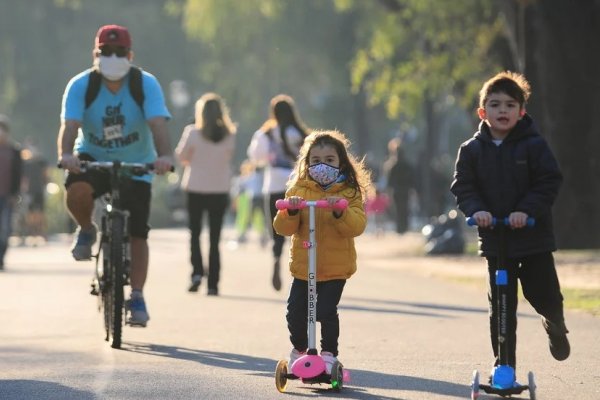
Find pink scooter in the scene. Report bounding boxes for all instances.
[274,198,351,393]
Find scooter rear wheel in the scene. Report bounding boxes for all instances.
[528,371,536,400]
[471,370,480,400]
[275,360,288,393]
[330,361,344,392]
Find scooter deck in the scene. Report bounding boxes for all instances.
[284,372,333,384]
[479,383,529,396]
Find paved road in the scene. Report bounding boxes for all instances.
[1,228,598,399]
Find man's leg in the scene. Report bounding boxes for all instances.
[130,237,149,291]
[66,182,97,260]
[123,180,151,326]
[65,182,95,229]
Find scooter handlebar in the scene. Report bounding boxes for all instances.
[466,216,535,227]
[276,198,349,210]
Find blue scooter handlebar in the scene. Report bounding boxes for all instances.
[466,216,535,227]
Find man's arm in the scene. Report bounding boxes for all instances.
[57,120,82,172]
[148,116,173,174]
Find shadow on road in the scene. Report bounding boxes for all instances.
[343,296,537,319]
[123,342,469,399]
[0,379,95,400]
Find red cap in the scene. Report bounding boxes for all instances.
[95,24,132,49]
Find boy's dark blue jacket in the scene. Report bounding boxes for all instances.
[450,114,562,258]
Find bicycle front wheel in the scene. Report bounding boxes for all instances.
[107,213,125,349]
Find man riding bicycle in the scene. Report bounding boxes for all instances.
[57,24,173,327]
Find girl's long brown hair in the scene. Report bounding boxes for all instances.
[194,92,236,142]
[259,94,308,159]
[288,130,371,202]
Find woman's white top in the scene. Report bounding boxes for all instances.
[247,125,304,194]
[175,125,235,193]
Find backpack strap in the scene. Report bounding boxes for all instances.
[84,66,145,111]
[84,69,103,109]
[128,66,145,111]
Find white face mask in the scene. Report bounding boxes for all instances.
[95,55,131,81]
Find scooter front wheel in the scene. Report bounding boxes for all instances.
[528,371,536,400]
[330,361,344,392]
[471,370,480,400]
[275,360,288,393]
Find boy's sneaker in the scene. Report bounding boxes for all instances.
[542,317,570,360]
[126,295,150,327]
[321,351,338,374]
[288,348,306,367]
[71,224,97,261]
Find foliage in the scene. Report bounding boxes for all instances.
[341,0,503,120]
[1,0,598,245]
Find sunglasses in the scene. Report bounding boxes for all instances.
[97,46,129,57]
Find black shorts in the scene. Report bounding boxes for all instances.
[64,154,152,239]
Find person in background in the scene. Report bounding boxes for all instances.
[175,93,236,296]
[231,159,268,247]
[0,115,23,270]
[365,188,391,237]
[247,94,308,291]
[57,24,173,326]
[274,130,369,374]
[450,71,569,377]
[21,139,49,241]
[382,137,414,234]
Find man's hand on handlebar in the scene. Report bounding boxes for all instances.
[58,154,82,173]
[153,155,174,175]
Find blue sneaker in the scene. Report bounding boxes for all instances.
[126,295,149,327]
[71,224,97,261]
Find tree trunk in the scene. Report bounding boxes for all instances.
[525,1,600,248]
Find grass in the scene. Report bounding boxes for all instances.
[442,272,600,316]
[562,288,600,316]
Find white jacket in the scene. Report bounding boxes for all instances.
[246,125,304,194]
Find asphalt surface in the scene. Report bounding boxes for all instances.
[0,227,598,399]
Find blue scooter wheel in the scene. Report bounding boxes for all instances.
[471,370,480,400]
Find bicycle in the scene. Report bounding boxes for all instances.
[60,160,162,349]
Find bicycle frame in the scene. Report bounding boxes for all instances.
[85,161,151,348]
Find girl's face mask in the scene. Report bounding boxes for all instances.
[95,54,131,81]
[308,162,340,186]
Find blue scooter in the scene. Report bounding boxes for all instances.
[467,216,536,400]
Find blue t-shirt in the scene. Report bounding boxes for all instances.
[61,68,171,182]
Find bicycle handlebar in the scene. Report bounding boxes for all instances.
[275,198,349,210]
[57,160,175,173]
[466,216,535,227]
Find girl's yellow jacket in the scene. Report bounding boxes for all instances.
[273,178,367,281]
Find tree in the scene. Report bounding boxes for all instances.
[341,0,504,216]
[520,0,600,248]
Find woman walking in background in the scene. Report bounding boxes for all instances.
[176,93,236,296]
[247,94,308,291]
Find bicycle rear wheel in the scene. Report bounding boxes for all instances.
[107,212,125,349]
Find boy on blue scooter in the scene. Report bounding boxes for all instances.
[450,71,570,374]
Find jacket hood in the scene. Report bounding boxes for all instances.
[474,113,539,144]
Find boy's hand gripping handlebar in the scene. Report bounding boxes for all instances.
[275,198,349,210]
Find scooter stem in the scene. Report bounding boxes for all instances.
[307,203,317,350]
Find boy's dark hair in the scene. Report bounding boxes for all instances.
[479,71,531,108]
